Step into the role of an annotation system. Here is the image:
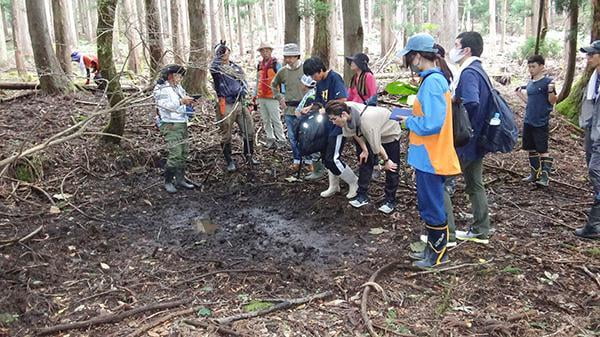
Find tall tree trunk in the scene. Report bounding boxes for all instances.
[284,0,300,44]
[367,0,372,34]
[248,4,255,60]
[123,0,142,72]
[557,0,600,122]
[183,0,208,96]
[98,0,126,144]
[11,0,28,75]
[342,0,363,84]
[488,0,496,53]
[44,0,54,44]
[303,0,311,55]
[441,0,458,51]
[218,0,226,41]
[557,0,578,103]
[181,0,190,61]
[261,0,269,41]
[145,0,165,76]
[66,0,78,49]
[380,0,394,56]
[329,0,339,69]
[170,0,184,63]
[25,0,72,94]
[235,3,244,57]
[501,0,508,49]
[226,3,234,46]
[52,0,72,75]
[0,6,8,67]
[312,0,331,68]
[208,0,216,48]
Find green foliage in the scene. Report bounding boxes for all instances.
[517,37,562,60]
[502,266,523,275]
[556,69,592,124]
[196,307,212,317]
[385,81,418,105]
[0,313,18,325]
[243,300,273,312]
[585,247,600,257]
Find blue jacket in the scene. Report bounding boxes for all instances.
[455,61,493,162]
[209,59,248,103]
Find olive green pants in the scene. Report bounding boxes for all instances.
[160,122,188,168]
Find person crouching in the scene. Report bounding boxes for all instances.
[153,64,196,193]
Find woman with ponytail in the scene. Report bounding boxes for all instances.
[346,53,378,105]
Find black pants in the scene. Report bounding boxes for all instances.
[321,129,347,175]
[355,139,400,203]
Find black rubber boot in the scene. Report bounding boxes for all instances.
[575,201,600,240]
[175,167,195,189]
[222,143,237,172]
[164,167,177,193]
[522,152,540,183]
[413,225,449,269]
[536,157,553,187]
[244,139,260,165]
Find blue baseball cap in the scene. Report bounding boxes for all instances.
[397,33,438,57]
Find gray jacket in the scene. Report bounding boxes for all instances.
[580,93,600,142]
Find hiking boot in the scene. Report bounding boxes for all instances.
[574,201,600,240]
[243,140,260,165]
[378,201,396,214]
[349,195,369,208]
[456,227,489,244]
[320,171,341,197]
[222,143,237,172]
[413,225,449,269]
[290,163,301,173]
[536,156,553,187]
[305,161,325,180]
[175,168,195,189]
[522,152,540,183]
[164,167,178,193]
[420,234,457,247]
[339,166,359,199]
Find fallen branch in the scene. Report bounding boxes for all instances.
[175,269,279,286]
[406,259,494,278]
[361,261,401,337]
[183,319,249,336]
[131,306,223,337]
[37,299,189,336]
[579,265,600,290]
[0,225,43,246]
[216,290,333,325]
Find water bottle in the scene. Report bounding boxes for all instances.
[490,112,501,126]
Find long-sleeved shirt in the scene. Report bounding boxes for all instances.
[272,61,305,115]
[153,83,189,123]
[210,59,248,103]
[342,102,401,154]
[347,72,377,104]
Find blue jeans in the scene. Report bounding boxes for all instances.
[285,115,301,162]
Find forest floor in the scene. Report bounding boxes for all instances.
[0,81,599,337]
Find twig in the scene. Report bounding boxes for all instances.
[406,259,494,278]
[131,306,200,337]
[579,265,600,290]
[36,299,189,336]
[215,290,333,325]
[0,225,43,246]
[361,261,401,337]
[183,319,249,336]
[175,269,279,286]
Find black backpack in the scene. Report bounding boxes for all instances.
[296,111,329,155]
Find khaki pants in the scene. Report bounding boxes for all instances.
[258,98,285,142]
[217,101,255,145]
[160,122,188,168]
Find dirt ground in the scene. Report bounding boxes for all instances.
[0,85,598,337]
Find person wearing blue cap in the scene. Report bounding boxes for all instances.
[70,51,100,85]
[396,33,461,268]
[574,40,600,240]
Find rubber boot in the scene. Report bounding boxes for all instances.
[164,167,178,193]
[536,157,553,187]
[339,166,359,199]
[222,143,237,172]
[413,225,449,269]
[522,152,541,183]
[575,201,600,240]
[320,170,341,197]
[244,139,260,165]
[175,167,195,189]
[305,160,325,180]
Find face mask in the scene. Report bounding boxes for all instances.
[449,48,465,64]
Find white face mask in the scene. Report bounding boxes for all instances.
[449,48,465,64]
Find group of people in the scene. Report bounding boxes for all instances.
[152,31,600,268]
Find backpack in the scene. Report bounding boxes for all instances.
[295,110,329,155]
[421,72,473,148]
[467,66,518,154]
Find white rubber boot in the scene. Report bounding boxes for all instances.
[320,170,341,197]
[339,166,359,199]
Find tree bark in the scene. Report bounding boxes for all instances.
[261,0,269,42]
[557,0,578,103]
[78,0,92,41]
[0,6,8,67]
[303,0,311,55]
[312,0,331,68]
[501,0,508,49]
[226,2,234,46]
[218,0,226,41]
[342,0,363,84]
[488,0,496,53]
[284,0,300,44]
[25,0,72,94]
[235,3,244,57]
[170,0,184,63]
[11,0,28,75]
[123,0,142,72]
[183,0,209,96]
[145,0,165,76]
[97,0,126,144]
[66,0,78,48]
[52,0,73,75]
[248,4,256,60]
[441,0,458,51]
[208,0,217,48]
[380,0,394,56]
[44,0,54,44]
[593,0,600,41]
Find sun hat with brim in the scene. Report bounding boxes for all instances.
[257,41,274,51]
[345,53,371,73]
[397,33,438,57]
[283,43,301,56]
[580,40,600,54]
